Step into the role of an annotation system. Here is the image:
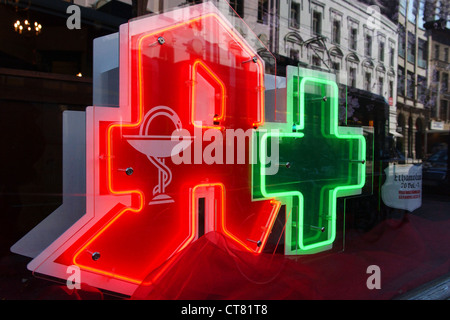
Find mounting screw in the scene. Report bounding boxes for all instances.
[157,36,165,45]
[242,56,258,64]
[278,162,291,169]
[91,252,101,261]
[350,160,365,165]
[118,167,134,175]
[310,225,325,232]
[247,239,262,247]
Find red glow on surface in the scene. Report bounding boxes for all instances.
[30,6,279,294]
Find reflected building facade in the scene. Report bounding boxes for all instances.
[426,24,450,154]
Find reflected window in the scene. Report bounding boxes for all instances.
[434,69,440,82]
[229,0,245,18]
[408,0,418,24]
[389,80,394,98]
[407,71,415,99]
[312,54,321,67]
[364,72,371,91]
[417,75,426,102]
[435,44,440,60]
[290,1,300,29]
[379,41,385,62]
[349,67,356,88]
[333,61,340,70]
[418,39,427,69]
[350,27,358,51]
[365,34,372,57]
[257,0,269,24]
[418,0,426,29]
[378,77,384,95]
[398,25,406,58]
[332,20,340,45]
[442,73,448,92]
[399,0,407,15]
[408,116,413,158]
[389,45,395,67]
[407,32,416,64]
[313,11,322,35]
[440,100,448,121]
[290,48,299,61]
[398,66,405,96]
[332,61,340,82]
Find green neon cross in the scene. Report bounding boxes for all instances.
[254,67,366,254]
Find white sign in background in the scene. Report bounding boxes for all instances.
[381,164,422,212]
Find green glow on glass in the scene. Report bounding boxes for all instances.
[257,69,366,254]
